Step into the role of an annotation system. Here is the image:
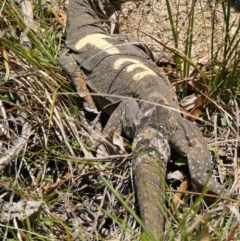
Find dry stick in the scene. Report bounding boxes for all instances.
[91,186,108,233]
[2,47,9,82]
[0,0,34,170]
[229,95,240,194]
[186,206,226,235]
[226,205,240,241]
[0,119,31,171]
[58,153,132,162]
[170,194,222,237]
[166,189,237,202]
[17,0,34,49]
[0,110,31,240]
[0,0,7,14]
[213,114,225,184]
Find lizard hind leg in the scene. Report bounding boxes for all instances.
[169,118,225,195]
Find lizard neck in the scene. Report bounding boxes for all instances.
[65,0,107,48]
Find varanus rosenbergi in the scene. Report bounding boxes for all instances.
[59,0,225,239]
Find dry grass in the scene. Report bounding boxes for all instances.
[0,0,239,240]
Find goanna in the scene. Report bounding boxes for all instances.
[59,0,225,239]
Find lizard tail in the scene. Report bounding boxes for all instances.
[134,160,166,240]
[133,127,170,240]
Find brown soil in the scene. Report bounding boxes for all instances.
[119,0,239,65]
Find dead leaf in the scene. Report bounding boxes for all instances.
[0,200,43,221]
[181,94,197,111]
[200,226,210,241]
[171,179,189,211]
[97,144,108,157]
[113,133,126,153]
[181,91,208,121]
[190,108,202,120]
[167,170,184,180]
[51,7,67,28]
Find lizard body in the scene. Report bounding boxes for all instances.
[59,0,225,239]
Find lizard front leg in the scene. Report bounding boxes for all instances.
[103,100,139,138]
[102,100,139,153]
[59,48,98,114]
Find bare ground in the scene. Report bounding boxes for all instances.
[120,0,240,64]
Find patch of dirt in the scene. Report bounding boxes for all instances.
[119,0,239,64]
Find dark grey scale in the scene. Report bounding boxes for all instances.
[111,34,156,62]
[231,0,240,11]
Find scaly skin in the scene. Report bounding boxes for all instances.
[59,0,225,239]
